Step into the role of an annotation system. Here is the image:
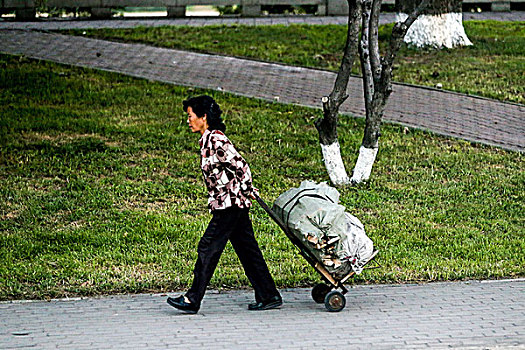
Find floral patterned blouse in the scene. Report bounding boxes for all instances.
[199,129,254,211]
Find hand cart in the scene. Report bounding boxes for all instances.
[255,194,379,312]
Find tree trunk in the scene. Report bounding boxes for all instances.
[396,0,472,48]
[351,0,430,184]
[315,0,429,186]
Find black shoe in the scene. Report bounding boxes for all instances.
[167,296,199,314]
[248,295,282,311]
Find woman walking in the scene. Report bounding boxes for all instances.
[167,95,282,314]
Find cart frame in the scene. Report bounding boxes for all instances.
[255,194,380,311]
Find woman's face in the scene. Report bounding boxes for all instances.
[186,106,208,135]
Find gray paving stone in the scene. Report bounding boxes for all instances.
[1,279,523,349]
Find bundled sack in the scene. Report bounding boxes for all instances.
[272,180,373,277]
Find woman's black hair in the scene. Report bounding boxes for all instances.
[183,95,225,132]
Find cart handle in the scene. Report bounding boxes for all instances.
[253,194,290,236]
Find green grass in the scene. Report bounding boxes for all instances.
[1,54,524,301]
[64,20,525,104]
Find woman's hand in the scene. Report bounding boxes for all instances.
[249,187,260,200]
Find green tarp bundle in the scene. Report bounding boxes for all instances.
[273,181,374,277]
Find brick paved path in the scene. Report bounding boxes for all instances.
[1,28,524,151]
[1,280,524,349]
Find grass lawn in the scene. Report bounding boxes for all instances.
[65,20,525,104]
[1,53,524,301]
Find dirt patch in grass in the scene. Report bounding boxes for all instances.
[21,131,122,148]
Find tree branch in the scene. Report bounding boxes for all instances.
[329,0,362,109]
[369,0,382,84]
[359,0,374,112]
[380,0,430,98]
[402,0,432,28]
[384,0,431,70]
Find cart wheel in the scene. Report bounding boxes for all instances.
[311,283,331,304]
[324,290,346,312]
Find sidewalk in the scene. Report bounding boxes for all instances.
[1,26,524,151]
[0,11,524,30]
[1,279,524,349]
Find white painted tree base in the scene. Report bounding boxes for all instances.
[350,146,378,184]
[396,12,473,49]
[320,142,350,186]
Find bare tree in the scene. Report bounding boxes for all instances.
[315,0,430,186]
[397,0,472,48]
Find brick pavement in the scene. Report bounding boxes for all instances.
[1,27,524,152]
[1,13,524,350]
[1,279,524,349]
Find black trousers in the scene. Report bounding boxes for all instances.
[185,206,280,306]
